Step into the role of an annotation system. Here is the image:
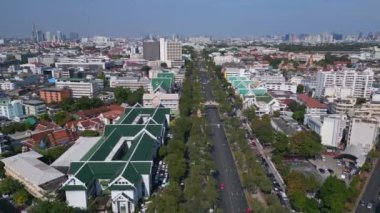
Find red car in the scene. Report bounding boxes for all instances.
[219,183,225,190]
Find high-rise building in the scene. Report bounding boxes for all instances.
[159,38,166,61]
[69,32,79,41]
[45,31,51,42]
[159,38,182,62]
[166,40,182,61]
[315,69,374,99]
[37,30,45,42]
[143,40,160,61]
[56,31,63,42]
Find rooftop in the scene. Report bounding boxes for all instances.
[297,94,327,109]
[1,151,65,186]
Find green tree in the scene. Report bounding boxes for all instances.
[161,62,168,68]
[0,161,5,178]
[141,65,151,76]
[39,113,51,121]
[52,111,73,126]
[81,130,100,137]
[29,200,78,213]
[289,131,323,158]
[13,188,30,207]
[0,177,23,195]
[290,191,320,213]
[243,107,256,121]
[114,87,132,104]
[296,84,305,94]
[320,176,349,213]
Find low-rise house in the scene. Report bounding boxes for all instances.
[65,117,104,133]
[296,94,327,114]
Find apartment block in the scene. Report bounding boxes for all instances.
[40,87,72,103]
[315,68,374,99]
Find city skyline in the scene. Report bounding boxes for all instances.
[1,0,380,38]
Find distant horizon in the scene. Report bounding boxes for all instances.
[2,31,380,40]
[1,0,380,38]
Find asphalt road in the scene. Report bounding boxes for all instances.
[356,160,380,213]
[200,68,249,213]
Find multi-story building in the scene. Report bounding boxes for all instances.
[304,114,346,148]
[354,102,380,118]
[143,92,179,112]
[143,40,160,61]
[55,78,101,98]
[0,80,15,91]
[40,87,72,103]
[330,98,356,114]
[0,97,24,120]
[346,118,378,166]
[262,83,297,93]
[159,38,182,63]
[23,100,47,116]
[109,76,150,91]
[315,68,374,99]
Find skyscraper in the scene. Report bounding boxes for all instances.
[45,31,51,42]
[69,32,79,41]
[56,31,63,42]
[37,30,45,42]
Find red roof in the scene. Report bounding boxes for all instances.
[297,94,327,109]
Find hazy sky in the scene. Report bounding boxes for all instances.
[1,0,379,38]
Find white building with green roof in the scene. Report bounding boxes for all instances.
[227,76,283,114]
[62,104,170,212]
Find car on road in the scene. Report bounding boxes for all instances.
[219,183,225,190]
[367,202,373,209]
[360,200,366,206]
[318,168,326,174]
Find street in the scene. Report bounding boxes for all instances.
[356,160,380,213]
[201,68,249,213]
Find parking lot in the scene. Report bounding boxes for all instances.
[310,154,359,184]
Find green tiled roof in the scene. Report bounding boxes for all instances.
[109,185,135,190]
[256,96,273,103]
[157,72,175,79]
[151,77,173,93]
[63,104,170,192]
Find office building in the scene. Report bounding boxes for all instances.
[62,104,170,212]
[0,97,24,120]
[143,40,160,61]
[22,100,47,116]
[315,69,374,99]
[55,78,101,98]
[40,87,72,103]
